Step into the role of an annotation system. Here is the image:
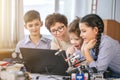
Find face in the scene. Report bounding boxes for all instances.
[25,19,43,36]
[50,22,67,40]
[79,23,98,43]
[69,33,83,50]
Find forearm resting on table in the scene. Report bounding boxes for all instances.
[84,49,93,64]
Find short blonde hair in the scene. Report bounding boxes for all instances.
[24,10,41,23]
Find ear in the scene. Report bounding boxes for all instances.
[24,24,27,29]
[93,27,98,34]
[40,21,43,27]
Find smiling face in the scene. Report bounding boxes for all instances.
[50,22,67,40]
[79,23,98,43]
[24,19,43,36]
[69,33,83,50]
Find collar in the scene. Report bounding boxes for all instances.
[24,35,31,44]
[24,35,49,44]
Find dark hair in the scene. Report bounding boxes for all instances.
[45,13,68,31]
[80,14,104,56]
[68,17,80,37]
[24,10,41,23]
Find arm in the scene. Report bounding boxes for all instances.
[82,39,115,72]
[81,39,96,64]
[66,46,77,66]
[89,44,115,72]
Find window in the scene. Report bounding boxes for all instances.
[23,0,75,38]
[23,0,55,38]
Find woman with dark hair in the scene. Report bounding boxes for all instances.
[79,14,120,77]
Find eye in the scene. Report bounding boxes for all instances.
[81,30,86,33]
[28,24,33,28]
[58,26,64,31]
[35,23,39,26]
[59,26,63,29]
[70,38,79,41]
[51,29,56,33]
[75,38,80,40]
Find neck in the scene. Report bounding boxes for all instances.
[59,32,69,41]
[64,33,70,41]
[29,34,42,44]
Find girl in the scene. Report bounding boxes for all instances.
[66,17,84,67]
[79,14,120,77]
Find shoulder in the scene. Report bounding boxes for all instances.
[15,35,29,52]
[100,34,119,48]
[51,37,61,49]
[41,36,51,43]
[16,36,29,46]
[51,37,60,44]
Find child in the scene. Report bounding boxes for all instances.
[15,10,51,53]
[79,14,120,77]
[45,13,72,51]
[66,17,84,67]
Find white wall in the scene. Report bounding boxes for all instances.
[74,0,92,18]
[97,0,113,19]
[115,0,120,23]
[63,0,92,23]
[60,0,120,23]
[63,0,74,23]
[97,0,120,23]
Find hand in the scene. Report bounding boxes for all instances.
[81,39,96,64]
[68,45,76,55]
[83,39,97,51]
[66,46,76,63]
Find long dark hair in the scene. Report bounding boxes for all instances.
[80,14,104,56]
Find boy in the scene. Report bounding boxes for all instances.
[15,10,51,54]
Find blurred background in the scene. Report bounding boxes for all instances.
[0,0,120,60]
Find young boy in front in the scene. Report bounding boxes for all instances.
[15,10,51,54]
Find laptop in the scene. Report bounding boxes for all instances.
[20,48,69,76]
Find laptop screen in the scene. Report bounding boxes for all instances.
[20,48,69,75]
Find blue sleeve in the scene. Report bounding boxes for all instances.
[89,40,116,72]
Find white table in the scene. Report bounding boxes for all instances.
[30,73,63,80]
